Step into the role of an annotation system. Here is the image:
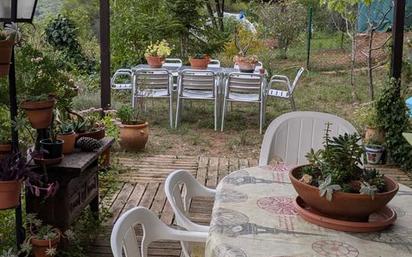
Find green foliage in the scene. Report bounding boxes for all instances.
[376,78,412,171]
[302,123,385,200]
[117,105,142,125]
[44,15,96,74]
[0,106,11,144]
[255,0,306,58]
[15,44,76,110]
[102,114,119,140]
[353,101,380,129]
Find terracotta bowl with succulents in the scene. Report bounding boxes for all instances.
[289,126,399,221]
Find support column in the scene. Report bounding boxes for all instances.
[100,0,111,110]
[391,0,406,81]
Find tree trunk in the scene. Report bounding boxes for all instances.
[367,30,374,100]
[205,0,218,29]
[350,34,359,103]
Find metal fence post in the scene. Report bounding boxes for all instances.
[306,6,313,70]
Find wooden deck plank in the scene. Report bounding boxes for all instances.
[207,157,219,188]
[104,183,135,226]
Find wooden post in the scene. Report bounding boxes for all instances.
[100,0,111,110]
[391,0,406,81]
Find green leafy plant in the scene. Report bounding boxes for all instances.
[353,102,380,129]
[376,78,412,171]
[117,105,143,125]
[300,123,386,201]
[0,106,11,144]
[144,40,172,58]
[0,248,18,257]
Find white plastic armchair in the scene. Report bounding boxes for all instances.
[259,111,359,166]
[268,67,305,111]
[111,69,133,90]
[111,207,207,257]
[165,170,216,233]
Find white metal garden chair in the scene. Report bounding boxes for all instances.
[165,170,216,233]
[175,69,219,130]
[221,72,266,134]
[133,68,174,128]
[111,207,207,257]
[207,59,221,68]
[259,111,359,166]
[162,58,183,69]
[111,69,133,90]
[268,67,305,111]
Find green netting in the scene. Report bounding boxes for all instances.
[358,0,412,32]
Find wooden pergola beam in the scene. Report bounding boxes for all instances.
[391,0,406,81]
[100,0,111,109]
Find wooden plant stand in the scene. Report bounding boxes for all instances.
[26,137,114,230]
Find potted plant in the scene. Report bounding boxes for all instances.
[144,40,172,68]
[56,121,76,155]
[21,214,61,257]
[18,45,71,129]
[117,105,149,151]
[353,102,385,144]
[233,26,259,73]
[72,112,105,140]
[0,106,12,160]
[0,152,38,210]
[289,123,398,220]
[189,53,210,69]
[364,139,385,165]
[0,23,20,77]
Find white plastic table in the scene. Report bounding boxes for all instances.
[205,164,412,257]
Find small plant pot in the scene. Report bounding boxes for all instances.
[76,127,105,141]
[119,122,149,151]
[237,60,256,73]
[0,40,14,77]
[0,180,21,210]
[190,58,209,69]
[21,99,56,129]
[57,131,76,154]
[146,56,164,68]
[39,139,64,160]
[0,143,12,160]
[365,126,385,144]
[365,145,385,165]
[31,236,60,257]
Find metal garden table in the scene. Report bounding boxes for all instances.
[205,164,412,257]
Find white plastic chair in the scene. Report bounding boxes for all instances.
[165,170,216,233]
[111,69,133,90]
[268,67,305,111]
[221,72,266,134]
[175,69,219,130]
[133,68,174,128]
[111,207,207,257]
[259,111,359,166]
[207,59,221,68]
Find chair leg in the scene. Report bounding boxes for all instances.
[175,97,181,129]
[290,96,296,111]
[221,99,227,132]
[214,98,218,131]
[180,241,191,257]
[169,96,173,129]
[259,101,264,135]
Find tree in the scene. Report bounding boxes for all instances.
[204,0,225,32]
[257,0,306,59]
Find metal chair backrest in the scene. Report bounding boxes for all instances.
[259,111,359,166]
[111,207,207,257]
[163,58,183,68]
[208,59,221,68]
[179,69,216,96]
[254,61,263,72]
[290,67,305,93]
[227,72,264,97]
[111,69,133,90]
[135,68,171,93]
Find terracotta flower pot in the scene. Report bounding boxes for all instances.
[21,99,56,129]
[31,236,60,257]
[76,127,105,141]
[237,60,256,73]
[0,180,21,210]
[146,56,164,68]
[57,131,76,154]
[119,122,149,151]
[365,126,385,144]
[190,58,209,69]
[0,143,12,160]
[289,165,399,220]
[0,40,14,77]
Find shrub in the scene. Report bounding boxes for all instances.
[376,79,412,171]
